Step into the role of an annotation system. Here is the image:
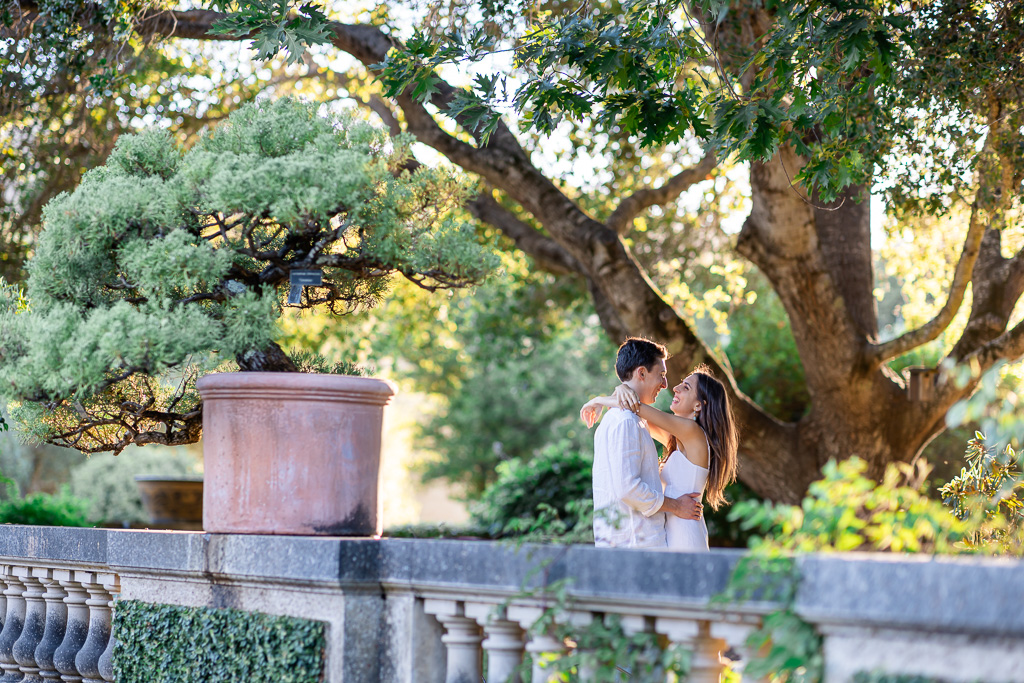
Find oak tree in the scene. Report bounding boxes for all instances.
[4,0,1022,501]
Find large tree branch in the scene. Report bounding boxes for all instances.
[587,278,630,343]
[334,82,582,278]
[1009,245,1024,290]
[870,97,1013,365]
[466,192,585,276]
[868,200,987,364]
[969,319,1024,369]
[812,184,878,340]
[122,7,619,272]
[606,152,717,234]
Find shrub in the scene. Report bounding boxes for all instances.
[471,441,593,542]
[382,522,487,539]
[469,439,763,546]
[0,479,92,527]
[704,480,762,548]
[114,600,325,683]
[939,432,1024,554]
[730,457,968,554]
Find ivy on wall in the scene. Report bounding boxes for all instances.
[113,600,326,683]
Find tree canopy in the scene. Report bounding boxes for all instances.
[3,0,1023,501]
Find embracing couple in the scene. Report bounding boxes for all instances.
[581,338,739,551]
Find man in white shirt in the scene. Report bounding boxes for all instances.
[591,338,703,548]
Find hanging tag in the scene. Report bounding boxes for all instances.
[287,270,323,305]
[290,270,323,286]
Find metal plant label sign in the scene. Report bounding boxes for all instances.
[287,270,323,305]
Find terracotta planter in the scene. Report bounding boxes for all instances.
[196,372,396,535]
[134,476,204,530]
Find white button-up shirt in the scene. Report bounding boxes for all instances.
[592,407,667,548]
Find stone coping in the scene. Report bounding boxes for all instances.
[0,527,1020,636]
[796,552,1024,637]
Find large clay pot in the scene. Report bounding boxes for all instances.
[196,372,396,535]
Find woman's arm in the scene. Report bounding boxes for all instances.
[580,395,617,428]
[612,385,671,445]
[635,403,704,445]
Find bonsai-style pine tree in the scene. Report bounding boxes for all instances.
[0,98,496,454]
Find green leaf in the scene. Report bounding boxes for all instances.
[748,111,779,160]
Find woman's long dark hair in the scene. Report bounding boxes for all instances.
[666,365,739,510]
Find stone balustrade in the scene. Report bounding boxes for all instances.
[0,565,117,683]
[0,526,1021,681]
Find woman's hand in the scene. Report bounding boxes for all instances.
[613,384,640,414]
[580,399,606,428]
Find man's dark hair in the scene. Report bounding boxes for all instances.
[615,337,669,382]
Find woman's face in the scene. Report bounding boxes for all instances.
[670,374,701,417]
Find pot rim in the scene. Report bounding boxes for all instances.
[196,371,397,405]
[134,476,205,483]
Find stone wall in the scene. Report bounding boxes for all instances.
[0,526,1020,681]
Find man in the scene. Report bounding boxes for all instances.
[590,338,703,548]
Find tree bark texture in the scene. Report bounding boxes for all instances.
[236,342,300,373]
[22,3,1024,502]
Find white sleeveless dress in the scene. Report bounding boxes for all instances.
[661,445,710,551]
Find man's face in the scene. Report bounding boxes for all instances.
[634,359,668,404]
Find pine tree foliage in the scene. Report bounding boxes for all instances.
[0,97,496,454]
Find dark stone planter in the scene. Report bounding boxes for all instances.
[134,477,204,530]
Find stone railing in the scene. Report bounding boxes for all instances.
[0,526,1022,682]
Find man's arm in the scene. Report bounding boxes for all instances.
[659,493,703,520]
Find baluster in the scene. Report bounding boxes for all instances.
[655,618,725,683]
[423,600,482,683]
[465,603,525,683]
[73,578,112,683]
[710,620,768,683]
[525,631,564,683]
[507,606,565,683]
[13,568,49,683]
[53,572,90,683]
[94,577,117,683]
[571,611,602,683]
[585,612,661,681]
[0,566,8,631]
[0,568,26,683]
[33,575,67,682]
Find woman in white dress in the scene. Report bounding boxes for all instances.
[581,365,739,551]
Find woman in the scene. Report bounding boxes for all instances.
[581,364,739,551]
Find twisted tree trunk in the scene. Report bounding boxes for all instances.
[236,342,300,373]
